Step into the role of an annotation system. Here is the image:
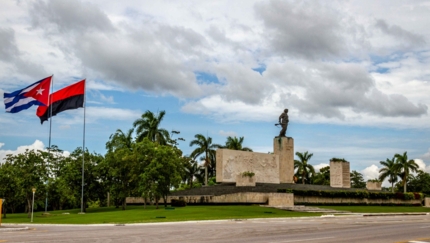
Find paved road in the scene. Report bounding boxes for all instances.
[1,215,430,243]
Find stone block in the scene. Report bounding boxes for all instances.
[268,193,294,207]
[216,149,280,183]
[273,137,295,183]
[425,197,430,207]
[330,161,350,188]
[236,174,256,187]
[366,182,382,191]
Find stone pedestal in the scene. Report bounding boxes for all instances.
[268,193,294,207]
[236,174,256,187]
[330,161,350,188]
[273,137,294,183]
[366,182,382,191]
[425,197,430,207]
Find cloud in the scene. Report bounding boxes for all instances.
[255,1,350,59]
[0,28,46,77]
[314,163,329,172]
[219,130,237,137]
[361,164,380,181]
[29,0,115,34]
[0,140,45,163]
[374,19,426,47]
[414,159,430,173]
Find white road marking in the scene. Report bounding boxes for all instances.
[271,236,335,242]
[409,241,430,243]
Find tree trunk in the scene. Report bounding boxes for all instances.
[403,180,407,193]
[122,198,126,210]
[27,198,32,218]
[391,182,394,193]
[205,166,208,186]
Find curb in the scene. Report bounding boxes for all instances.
[0,226,29,232]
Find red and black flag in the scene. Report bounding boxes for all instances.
[37,80,85,124]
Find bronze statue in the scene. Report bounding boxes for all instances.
[277,108,289,137]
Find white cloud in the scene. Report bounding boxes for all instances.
[219,130,237,137]
[314,163,329,172]
[414,159,430,173]
[0,140,46,163]
[361,164,380,181]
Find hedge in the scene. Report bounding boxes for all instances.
[277,189,424,200]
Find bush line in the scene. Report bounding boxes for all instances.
[277,189,424,200]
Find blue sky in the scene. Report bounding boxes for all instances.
[1,0,430,184]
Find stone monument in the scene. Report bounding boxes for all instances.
[330,159,350,188]
[366,181,382,191]
[216,109,295,185]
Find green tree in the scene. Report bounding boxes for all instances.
[294,151,315,184]
[133,110,170,145]
[0,161,22,215]
[3,150,48,218]
[312,166,330,185]
[184,158,199,188]
[189,134,217,186]
[407,171,430,195]
[350,170,366,188]
[106,128,134,152]
[61,148,105,212]
[138,139,184,208]
[394,152,419,193]
[379,157,399,193]
[220,136,253,151]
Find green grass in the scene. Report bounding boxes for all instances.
[318,205,430,213]
[1,205,321,224]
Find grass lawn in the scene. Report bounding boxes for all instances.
[318,205,430,213]
[1,205,321,224]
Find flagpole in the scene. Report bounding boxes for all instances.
[45,74,54,214]
[81,79,86,214]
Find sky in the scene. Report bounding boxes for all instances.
[1,0,430,185]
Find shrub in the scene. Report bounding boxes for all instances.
[242,171,255,178]
[276,189,418,200]
[171,199,187,207]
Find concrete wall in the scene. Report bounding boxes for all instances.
[294,195,422,205]
[366,182,382,191]
[425,197,430,207]
[216,149,280,184]
[236,174,256,187]
[216,137,294,184]
[127,193,294,207]
[330,161,350,188]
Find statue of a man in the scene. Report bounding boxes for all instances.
[278,108,289,137]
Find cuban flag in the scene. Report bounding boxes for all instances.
[3,76,52,113]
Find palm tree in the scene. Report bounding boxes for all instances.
[379,157,398,193]
[394,151,419,193]
[133,110,170,145]
[189,134,217,186]
[184,158,199,188]
[221,136,253,151]
[106,128,134,152]
[294,151,315,184]
[350,170,366,188]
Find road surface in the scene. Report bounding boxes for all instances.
[1,215,430,243]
